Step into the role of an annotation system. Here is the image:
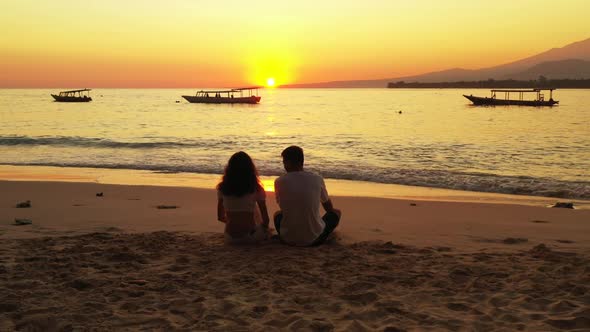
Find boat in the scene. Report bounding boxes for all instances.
[51,89,92,102]
[182,87,261,104]
[463,89,558,106]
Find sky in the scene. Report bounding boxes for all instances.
[1,0,589,88]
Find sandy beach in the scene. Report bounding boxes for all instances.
[1,176,589,331]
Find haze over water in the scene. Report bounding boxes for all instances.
[1,88,589,199]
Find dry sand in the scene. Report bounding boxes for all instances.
[1,179,590,331]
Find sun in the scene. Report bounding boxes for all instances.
[266,77,276,87]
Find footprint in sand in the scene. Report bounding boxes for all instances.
[488,296,511,308]
[449,267,472,283]
[447,302,471,311]
[126,279,148,286]
[499,313,522,323]
[252,305,268,314]
[344,320,372,332]
[288,318,334,332]
[383,327,405,332]
[67,279,93,291]
[346,282,377,292]
[546,316,590,330]
[340,291,378,305]
[549,300,579,313]
[175,255,190,264]
[0,302,19,313]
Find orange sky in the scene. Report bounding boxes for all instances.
[1,0,588,87]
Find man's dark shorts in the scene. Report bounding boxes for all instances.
[274,211,340,246]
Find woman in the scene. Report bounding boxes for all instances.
[217,151,270,244]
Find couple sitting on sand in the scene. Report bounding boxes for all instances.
[217,145,342,246]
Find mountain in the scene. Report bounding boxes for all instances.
[501,37,590,69]
[508,59,590,80]
[283,37,590,88]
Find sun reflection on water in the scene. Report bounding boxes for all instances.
[261,179,275,192]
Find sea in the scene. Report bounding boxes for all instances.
[0,88,589,199]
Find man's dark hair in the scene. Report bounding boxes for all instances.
[281,145,304,166]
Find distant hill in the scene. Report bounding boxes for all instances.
[283,37,590,88]
[508,59,590,80]
[501,37,590,70]
[387,78,590,89]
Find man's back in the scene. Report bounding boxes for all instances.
[275,171,329,246]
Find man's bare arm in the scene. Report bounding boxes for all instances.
[322,199,335,213]
[322,199,342,219]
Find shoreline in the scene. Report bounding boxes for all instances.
[1,164,588,209]
[2,177,589,253]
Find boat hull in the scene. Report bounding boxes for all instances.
[51,95,92,102]
[463,95,558,106]
[182,95,261,104]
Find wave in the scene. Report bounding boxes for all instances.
[0,135,233,149]
[2,161,589,200]
[318,167,590,200]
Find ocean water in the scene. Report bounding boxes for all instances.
[0,88,589,199]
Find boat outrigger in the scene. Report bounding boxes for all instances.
[182,87,261,104]
[51,89,92,102]
[463,89,558,106]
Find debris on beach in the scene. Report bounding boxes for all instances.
[410,203,417,206]
[552,202,574,209]
[96,192,104,197]
[15,200,31,208]
[157,205,179,209]
[502,237,528,244]
[556,239,575,244]
[14,218,32,225]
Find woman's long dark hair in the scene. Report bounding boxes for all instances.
[217,151,263,197]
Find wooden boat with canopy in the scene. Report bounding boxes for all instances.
[51,89,92,102]
[182,87,261,104]
[463,89,558,106]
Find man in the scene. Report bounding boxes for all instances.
[274,146,342,246]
